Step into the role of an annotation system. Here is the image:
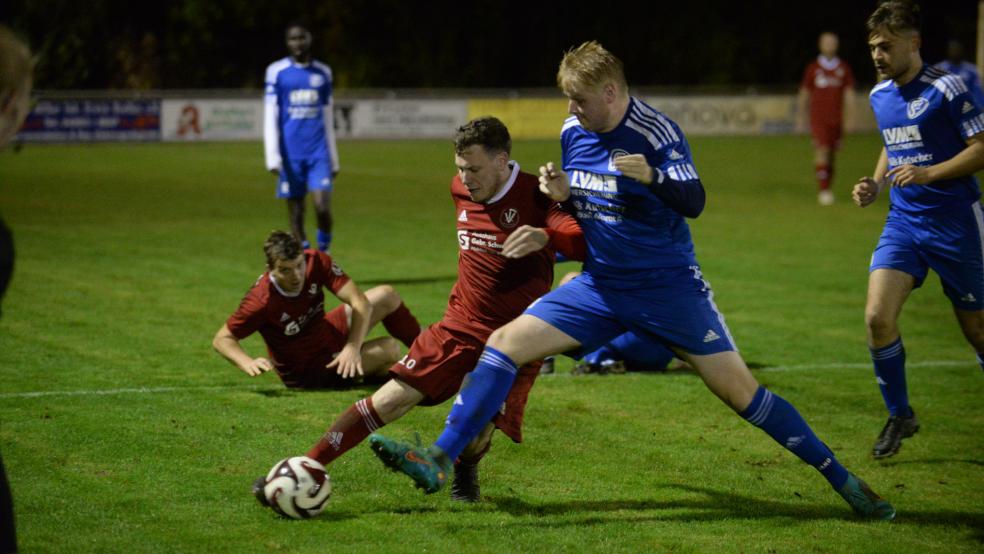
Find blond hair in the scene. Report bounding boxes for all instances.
[0,25,33,96]
[556,41,627,92]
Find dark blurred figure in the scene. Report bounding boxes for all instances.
[934,39,984,107]
[0,23,34,554]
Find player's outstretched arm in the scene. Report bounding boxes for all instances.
[887,134,984,186]
[212,324,274,376]
[538,162,570,201]
[327,280,371,379]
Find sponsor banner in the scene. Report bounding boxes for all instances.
[17,98,160,142]
[161,99,262,141]
[467,99,569,139]
[642,95,793,136]
[335,99,468,139]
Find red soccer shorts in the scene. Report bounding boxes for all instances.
[389,320,540,443]
[811,118,843,150]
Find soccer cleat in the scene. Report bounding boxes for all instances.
[539,356,556,375]
[837,473,896,520]
[872,409,920,459]
[573,358,626,375]
[252,476,271,507]
[818,189,835,206]
[450,461,481,502]
[368,433,451,494]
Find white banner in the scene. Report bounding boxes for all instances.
[335,99,468,139]
[161,99,262,141]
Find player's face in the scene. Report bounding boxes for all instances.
[455,145,508,203]
[270,254,306,294]
[818,33,838,57]
[286,27,312,61]
[563,81,616,133]
[868,29,917,82]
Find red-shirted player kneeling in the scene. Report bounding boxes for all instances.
[212,231,421,389]
[251,117,585,508]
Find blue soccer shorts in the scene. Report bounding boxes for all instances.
[870,202,984,311]
[524,267,738,358]
[277,157,333,199]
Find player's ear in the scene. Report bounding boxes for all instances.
[910,31,921,53]
[603,82,616,103]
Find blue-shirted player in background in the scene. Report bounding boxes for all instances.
[264,21,340,252]
[370,41,895,520]
[853,2,984,459]
[934,39,984,109]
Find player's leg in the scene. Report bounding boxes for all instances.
[354,285,421,347]
[954,309,984,369]
[277,160,310,247]
[308,158,334,252]
[934,202,984,370]
[359,336,402,380]
[305,378,426,467]
[682,348,893,519]
[814,143,834,205]
[451,423,495,502]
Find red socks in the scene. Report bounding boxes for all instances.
[815,162,832,191]
[306,397,384,465]
[383,302,421,347]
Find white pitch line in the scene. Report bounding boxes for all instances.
[0,360,972,399]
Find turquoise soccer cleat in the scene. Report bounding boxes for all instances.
[838,473,896,521]
[369,433,452,494]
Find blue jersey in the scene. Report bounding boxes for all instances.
[870,65,984,214]
[264,57,334,162]
[933,60,984,107]
[561,97,700,282]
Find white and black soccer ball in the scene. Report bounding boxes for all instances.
[255,456,332,519]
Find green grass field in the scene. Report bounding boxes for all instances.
[0,135,981,553]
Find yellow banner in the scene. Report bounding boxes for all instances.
[467,99,569,139]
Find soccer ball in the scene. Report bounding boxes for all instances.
[255,456,332,519]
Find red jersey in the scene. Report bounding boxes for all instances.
[444,163,582,338]
[801,56,855,120]
[226,249,351,370]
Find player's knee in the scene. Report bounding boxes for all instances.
[864,308,896,341]
[958,316,984,350]
[487,324,520,354]
[370,284,401,313]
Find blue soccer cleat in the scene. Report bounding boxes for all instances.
[369,433,452,494]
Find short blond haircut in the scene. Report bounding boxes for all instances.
[0,25,33,96]
[556,41,627,92]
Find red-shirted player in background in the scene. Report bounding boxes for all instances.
[797,31,856,205]
[212,231,421,388]
[251,116,585,509]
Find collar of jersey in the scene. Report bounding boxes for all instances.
[484,161,521,205]
[817,56,840,71]
[269,274,302,297]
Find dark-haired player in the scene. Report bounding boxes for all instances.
[253,117,584,508]
[264,22,339,252]
[371,41,895,520]
[212,231,421,388]
[853,1,984,458]
[797,32,856,205]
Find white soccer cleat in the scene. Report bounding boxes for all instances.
[818,189,835,206]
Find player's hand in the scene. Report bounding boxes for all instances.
[852,177,881,207]
[538,162,570,201]
[885,164,929,187]
[326,345,363,379]
[501,225,549,258]
[612,154,654,185]
[241,357,274,377]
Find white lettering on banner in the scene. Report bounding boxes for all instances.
[457,230,502,253]
[161,99,263,141]
[882,125,922,146]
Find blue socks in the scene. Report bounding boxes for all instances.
[434,347,518,461]
[301,240,311,249]
[741,386,849,490]
[870,337,910,417]
[317,230,332,252]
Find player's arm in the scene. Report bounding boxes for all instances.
[613,154,706,218]
[323,97,340,176]
[795,86,810,133]
[327,280,372,379]
[886,134,984,186]
[212,324,274,377]
[842,87,856,134]
[853,147,889,207]
[501,206,586,260]
[263,71,282,175]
